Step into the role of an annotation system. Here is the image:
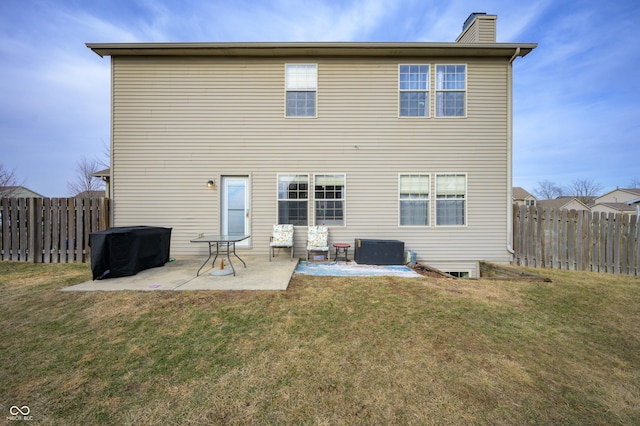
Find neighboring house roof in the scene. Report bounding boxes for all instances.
[75,190,106,198]
[594,188,640,204]
[91,168,110,179]
[537,197,590,211]
[626,197,640,205]
[591,202,636,214]
[513,187,536,201]
[0,186,45,198]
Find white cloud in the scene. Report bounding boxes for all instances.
[170,0,399,42]
[496,0,554,41]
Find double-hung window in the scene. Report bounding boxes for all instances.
[285,64,317,117]
[436,174,466,226]
[277,174,308,225]
[314,174,345,226]
[435,65,466,117]
[399,174,430,226]
[399,65,429,117]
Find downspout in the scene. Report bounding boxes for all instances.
[109,57,115,226]
[506,48,521,258]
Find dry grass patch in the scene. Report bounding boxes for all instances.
[1,263,639,424]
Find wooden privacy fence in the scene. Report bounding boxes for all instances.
[0,197,110,263]
[513,205,639,275]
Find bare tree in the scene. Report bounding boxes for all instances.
[99,140,110,169]
[533,179,564,199]
[566,178,603,205]
[66,156,105,197]
[0,163,23,198]
[628,178,640,188]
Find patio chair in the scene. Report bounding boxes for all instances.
[306,226,330,264]
[269,224,294,261]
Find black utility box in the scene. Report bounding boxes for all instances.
[354,239,405,265]
[89,226,172,280]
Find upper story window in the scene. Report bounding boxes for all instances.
[436,174,466,226]
[435,65,466,117]
[399,65,429,117]
[399,174,430,226]
[285,64,317,117]
[277,174,309,225]
[314,174,345,226]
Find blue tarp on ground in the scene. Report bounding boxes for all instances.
[295,261,421,277]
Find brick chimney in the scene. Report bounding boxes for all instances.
[456,12,497,43]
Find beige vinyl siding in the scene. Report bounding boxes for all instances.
[478,18,497,43]
[457,27,479,44]
[595,189,640,204]
[111,55,511,275]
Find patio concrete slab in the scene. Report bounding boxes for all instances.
[62,255,298,292]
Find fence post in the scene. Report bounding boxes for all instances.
[1,198,8,261]
[591,212,599,272]
[512,205,520,266]
[535,206,544,268]
[551,208,559,269]
[635,214,640,276]
[43,198,51,263]
[621,214,629,275]
[543,208,552,268]
[75,198,83,262]
[29,198,44,263]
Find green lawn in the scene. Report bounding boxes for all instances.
[1,262,639,425]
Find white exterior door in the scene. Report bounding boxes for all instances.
[221,176,250,247]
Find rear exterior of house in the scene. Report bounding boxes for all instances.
[88,14,536,277]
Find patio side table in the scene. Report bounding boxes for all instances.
[333,243,351,264]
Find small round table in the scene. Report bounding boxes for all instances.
[333,243,351,263]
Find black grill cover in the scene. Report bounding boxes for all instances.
[89,226,172,280]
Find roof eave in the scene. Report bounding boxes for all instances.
[86,42,537,59]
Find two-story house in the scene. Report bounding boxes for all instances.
[87,13,536,277]
[591,188,640,216]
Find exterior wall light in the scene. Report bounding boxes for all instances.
[207,179,215,188]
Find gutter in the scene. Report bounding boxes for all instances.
[85,42,537,58]
[506,48,521,259]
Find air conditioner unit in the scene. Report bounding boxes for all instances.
[354,239,405,265]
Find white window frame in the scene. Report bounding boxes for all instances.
[444,271,471,278]
[398,64,430,118]
[398,174,430,227]
[435,64,467,118]
[285,64,318,118]
[313,173,346,227]
[435,173,467,226]
[276,174,309,226]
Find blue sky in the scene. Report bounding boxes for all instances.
[1,0,638,197]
